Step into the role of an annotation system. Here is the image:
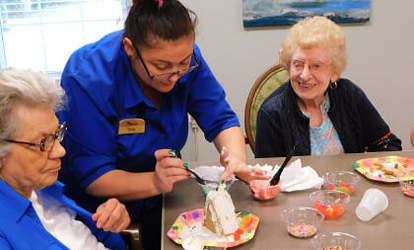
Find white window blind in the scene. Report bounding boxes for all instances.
[0,0,130,78]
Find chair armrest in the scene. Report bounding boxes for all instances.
[245,136,250,145]
[121,222,143,250]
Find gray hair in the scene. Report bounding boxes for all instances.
[0,68,65,158]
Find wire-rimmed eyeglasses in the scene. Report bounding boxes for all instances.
[4,122,67,152]
[290,59,333,76]
[133,44,199,81]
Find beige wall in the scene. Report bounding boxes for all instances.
[180,0,414,162]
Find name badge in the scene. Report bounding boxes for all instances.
[118,118,145,135]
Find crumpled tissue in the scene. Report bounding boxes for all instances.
[182,237,204,250]
[249,159,323,192]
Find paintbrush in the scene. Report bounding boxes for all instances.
[270,147,295,186]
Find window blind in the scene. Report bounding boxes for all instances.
[0,0,129,78]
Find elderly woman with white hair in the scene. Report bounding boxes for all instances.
[255,16,401,157]
[0,68,130,249]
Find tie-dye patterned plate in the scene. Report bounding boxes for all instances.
[352,156,414,182]
[167,208,259,248]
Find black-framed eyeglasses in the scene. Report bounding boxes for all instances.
[133,44,199,81]
[4,122,67,152]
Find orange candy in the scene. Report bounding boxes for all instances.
[233,228,243,241]
[314,201,345,218]
[327,184,354,194]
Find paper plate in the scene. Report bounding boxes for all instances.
[167,208,259,248]
[352,156,414,182]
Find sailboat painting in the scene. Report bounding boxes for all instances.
[243,0,370,27]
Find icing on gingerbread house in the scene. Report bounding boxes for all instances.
[203,183,239,236]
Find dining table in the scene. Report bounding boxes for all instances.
[161,150,414,250]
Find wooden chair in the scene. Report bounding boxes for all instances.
[121,222,143,250]
[244,64,289,153]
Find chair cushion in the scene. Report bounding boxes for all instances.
[249,67,289,142]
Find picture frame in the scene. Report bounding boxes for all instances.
[243,0,371,27]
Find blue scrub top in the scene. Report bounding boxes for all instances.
[57,30,240,220]
[0,180,126,249]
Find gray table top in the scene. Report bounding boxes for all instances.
[162,151,414,250]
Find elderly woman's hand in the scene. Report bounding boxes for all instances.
[220,146,270,182]
[92,198,131,233]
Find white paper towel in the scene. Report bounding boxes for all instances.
[248,159,323,192]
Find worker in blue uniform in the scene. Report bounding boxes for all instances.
[57,1,269,249]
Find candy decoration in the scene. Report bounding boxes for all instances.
[286,223,317,238]
[233,228,243,241]
[327,183,355,194]
[401,184,414,197]
[314,200,345,218]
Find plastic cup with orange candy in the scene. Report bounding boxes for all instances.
[309,190,350,219]
[322,171,361,195]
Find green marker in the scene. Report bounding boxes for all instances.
[183,162,189,168]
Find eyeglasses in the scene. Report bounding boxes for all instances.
[291,60,331,75]
[133,44,199,81]
[4,122,67,152]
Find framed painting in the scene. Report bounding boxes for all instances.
[243,0,371,27]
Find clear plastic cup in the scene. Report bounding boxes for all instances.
[355,188,388,222]
[322,171,361,194]
[192,166,235,195]
[398,170,414,197]
[311,232,361,250]
[280,206,324,238]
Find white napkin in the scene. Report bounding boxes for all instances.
[249,159,323,192]
[182,237,204,250]
[278,159,323,192]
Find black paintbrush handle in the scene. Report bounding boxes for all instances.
[270,148,295,186]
